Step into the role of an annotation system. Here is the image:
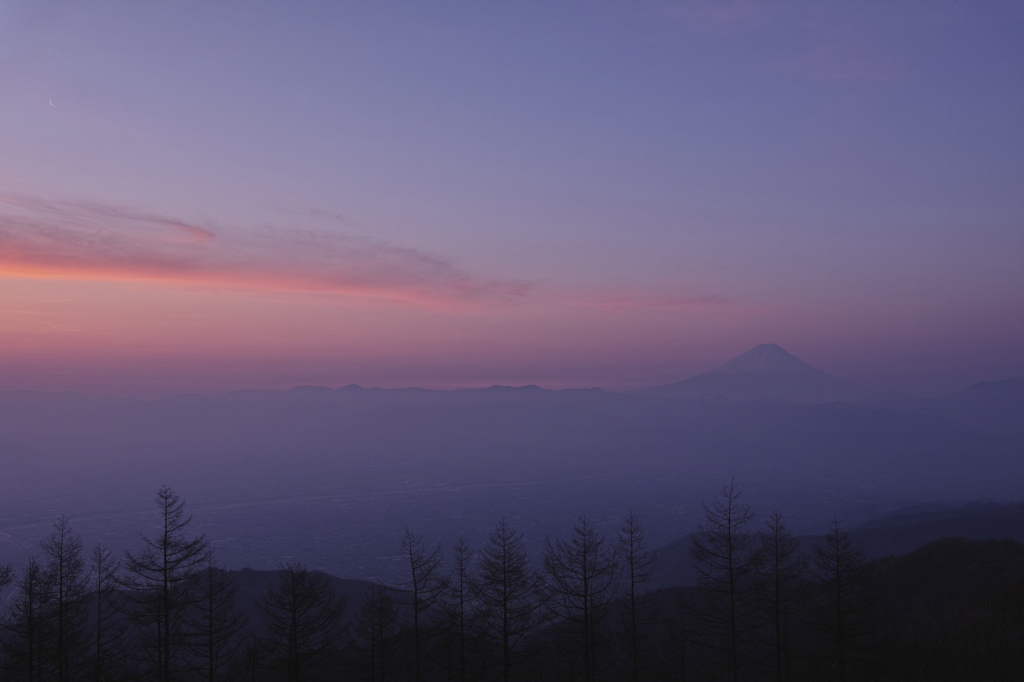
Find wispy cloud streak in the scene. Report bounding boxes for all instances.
[0,193,531,309]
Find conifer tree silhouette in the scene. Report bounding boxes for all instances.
[400,528,450,682]
[756,511,807,682]
[41,515,89,682]
[120,486,209,682]
[617,510,657,682]
[90,543,128,682]
[690,479,758,682]
[543,515,619,682]
[474,519,545,682]
[813,517,871,682]
[258,562,346,681]
[184,553,248,681]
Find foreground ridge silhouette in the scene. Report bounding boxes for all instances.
[3,484,1024,680]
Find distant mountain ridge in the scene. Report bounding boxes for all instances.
[639,344,874,404]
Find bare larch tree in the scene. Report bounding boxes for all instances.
[756,511,806,682]
[258,562,347,681]
[474,518,545,682]
[90,543,128,682]
[120,485,210,682]
[617,510,657,682]
[445,536,474,682]
[400,528,450,682]
[543,515,619,682]
[5,557,52,681]
[184,552,248,682]
[354,582,400,682]
[812,517,871,682]
[40,515,89,682]
[690,479,758,682]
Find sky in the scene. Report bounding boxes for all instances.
[0,0,1021,395]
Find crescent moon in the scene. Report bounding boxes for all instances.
[49,98,56,108]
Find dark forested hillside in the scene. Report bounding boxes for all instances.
[3,486,1024,681]
[650,500,1024,588]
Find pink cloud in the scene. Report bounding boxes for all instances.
[0,192,530,309]
[0,191,734,318]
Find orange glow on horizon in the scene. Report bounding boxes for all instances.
[0,257,494,311]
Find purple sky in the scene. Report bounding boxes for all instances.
[0,1,1021,395]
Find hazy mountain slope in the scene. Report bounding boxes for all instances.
[230,568,377,624]
[650,501,1024,588]
[857,376,1024,432]
[856,501,1024,529]
[931,377,1024,431]
[639,344,873,403]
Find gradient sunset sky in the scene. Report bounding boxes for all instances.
[1,1,1021,394]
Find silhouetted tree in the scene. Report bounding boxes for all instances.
[543,515,618,682]
[400,529,449,682]
[120,485,210,682]
[89,543,128,682]
[690,479,758,682]
[354,582,400,682]
[237,632,268,682]
[0,560,13,672]
[658,591,692,682]
[474,519,544,682]
[755,511,806,682]
[4,557,52,682]
[41,515,89,682]
[444,536,474,682]
[258,562,346,681]
[617,511,656,682]
[184,553,248,681]
[812,517,871,682]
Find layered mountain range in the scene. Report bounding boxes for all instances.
[0,345,1020,582]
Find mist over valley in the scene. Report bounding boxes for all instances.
[2,345,1020,584]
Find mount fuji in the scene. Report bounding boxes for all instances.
[641,344,874,403]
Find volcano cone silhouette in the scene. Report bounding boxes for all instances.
[644,344,871,403]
